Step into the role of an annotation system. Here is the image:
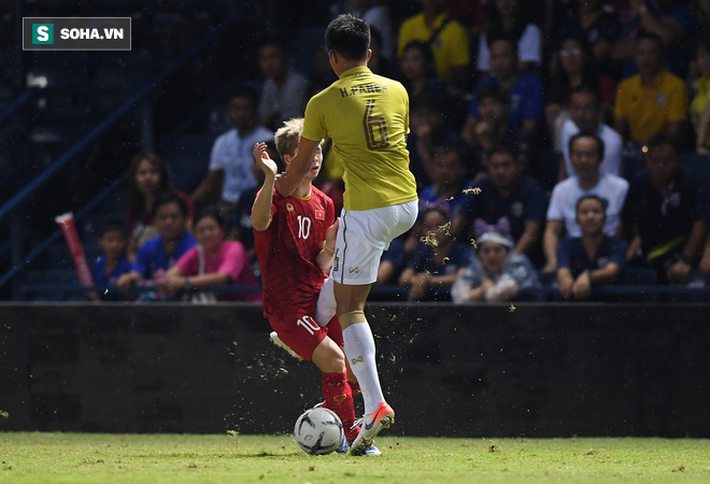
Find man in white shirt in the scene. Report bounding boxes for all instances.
[191,85,274,214]
[559,86,623,180]
[543,132,629,273]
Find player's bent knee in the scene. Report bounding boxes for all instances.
[312,338,346,374]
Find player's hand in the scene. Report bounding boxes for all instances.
[324,218,339,252]
[253,143,278,178]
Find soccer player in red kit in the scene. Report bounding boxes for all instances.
[252,118,372,453]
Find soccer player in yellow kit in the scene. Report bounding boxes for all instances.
[275,14,418,455]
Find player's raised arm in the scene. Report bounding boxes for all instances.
[251,143,278,232]
[274,137,320,197]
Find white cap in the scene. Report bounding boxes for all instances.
[477,230,514,250]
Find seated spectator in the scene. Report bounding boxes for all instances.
[375,236,409,285]
[116,193,198,300]
[398,208,471,301]
[257,38,311,132]
[419,144,476,215]
[159,206,261,302]
[613,32,688,150]
[451,230,540,303]
[462,85,527,169]
[619,133,709,285]
[397,0,471,88]
[464,33,544,149]
[545,37,616,152]
[408,93,464,187]
[452,145,546,260]
[332,0,395,62]
[553,0,620,71]
[559,86,623,180]
[476,0,541,74]
[91,220,133,301]
[691,37,710,157]
[191,85,274,216]
[557,195,627,301]
[544,132,629,273]
[125,151,194,260]
[611,0,694,80]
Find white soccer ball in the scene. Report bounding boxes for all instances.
[294,407,344,455]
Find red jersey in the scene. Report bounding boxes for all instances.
[254,186,335,318]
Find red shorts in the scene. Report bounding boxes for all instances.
[269,312,342,361]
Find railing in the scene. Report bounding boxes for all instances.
[0,2,255,295]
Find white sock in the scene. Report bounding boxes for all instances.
[342,322,384,415]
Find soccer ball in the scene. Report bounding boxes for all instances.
[294,407,344,455]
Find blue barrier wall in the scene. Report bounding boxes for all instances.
[0,303,708,437]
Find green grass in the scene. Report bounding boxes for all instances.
[1,433,708,483]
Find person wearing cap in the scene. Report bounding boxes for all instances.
[557,194,627,300]
[451,229,540,303]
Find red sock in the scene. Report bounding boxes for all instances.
[323,371,358,443]
[348,379,361,399]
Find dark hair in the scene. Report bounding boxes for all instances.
[99,219,128,238]
[635,31,664,52]
[487,0,531,43]
[401,40,437,79]
[570,84,600,103]
[194,205,226,230]
[548,36,603,104]
[568,131,605,160]
[325,14,370,61]
[477,85,509,106]
[422,206,451,224]
[486,31,518,56]
[152,192,187,217]
[486,144,519,164]
[227,84,259,108]
[644,132,680,153]
[127,151,173,215]
[575,194,607,214]
[258,36,288,55]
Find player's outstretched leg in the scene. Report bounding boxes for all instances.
[339,311,394,455]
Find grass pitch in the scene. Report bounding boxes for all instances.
[1,433,708,483]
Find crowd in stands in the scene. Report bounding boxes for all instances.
[88,0,710,303]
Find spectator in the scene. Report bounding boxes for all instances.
[544,132,629,273]
[613,32,688,148]
[408,93,465,187]
[462,85,527,168]
[476,0,542,75]
[159,206,261,302]
[612,0,694,80]
[398,208,471,301]
[256,38,311,132]
[397,0,471,88]
[125,151,194,260]
[451,230,540,303]
[375,236,409,285]
[553,0,620,71]
[545,37,616,151]
[557,194,627,301]
[690,37,710,157]
[332,0,395,62]
[453,145,546,260]
[619,133,709,285]
[559,86,623,180]
[191,85,274,216]
[116,193,198,299]
[399,40,448,99]
[464,33,544,146]
[91,220,133,301]
[419,144,476,217]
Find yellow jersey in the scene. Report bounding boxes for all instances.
[614,71,688,145]
[302,66,418,211]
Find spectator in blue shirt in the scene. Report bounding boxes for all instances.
[463,33,544,145]
[91,220,133,301]
[399,208,471,301]
[557,194,627,300]
[453,145,546,261]
[116,192,197,299]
